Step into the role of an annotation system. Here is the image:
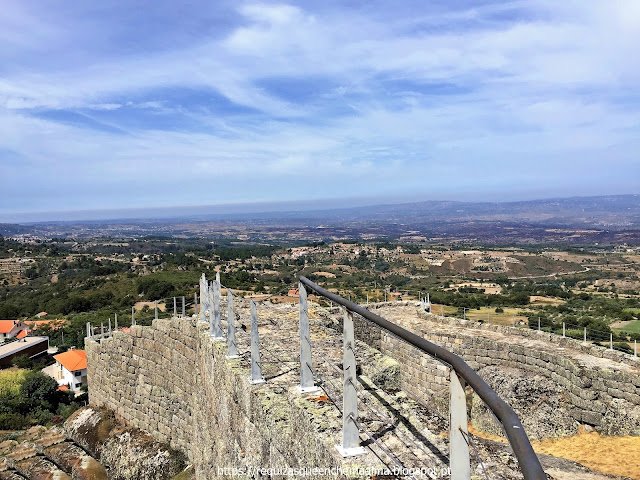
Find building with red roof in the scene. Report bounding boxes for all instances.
[0,320,29,342]
[52,349,87,392]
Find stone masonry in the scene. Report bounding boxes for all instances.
[363,303,640,436]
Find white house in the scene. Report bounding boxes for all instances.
[0,320,29,342]
[52,348,87,392]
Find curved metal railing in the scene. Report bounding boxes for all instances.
[299,275,546,480]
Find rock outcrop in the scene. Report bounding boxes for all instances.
[64,406,189,480]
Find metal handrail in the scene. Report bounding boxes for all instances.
[299,275,546,480]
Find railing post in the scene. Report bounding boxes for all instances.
[101,322,104,340]
[114,313,118,332]
[182,296,185,318]
[249,301,265,384]
[131,306,136,326]
[226,289,239,358]
[336,308,365,457]
[194,292,198,316]
[108,318,112,337]
[610,333,613,350]
[173,297,177,317]
[298,283,320,394]
[538,317,540,332]
[635,340,637,358]
[199,274,206,322]
[154,300,158,320]
[562,322,565,338]
[584,327,587,343]
[210,274,224,340]
[449,369,471,480]
[86,322,91,339]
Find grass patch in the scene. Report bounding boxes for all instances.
[0,368,28,397]
[613,320,640,334]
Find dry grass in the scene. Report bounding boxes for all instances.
[470,425,640,479]
[530,295,566,306]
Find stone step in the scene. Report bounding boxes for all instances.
[32,431,66,449]
[0,470,28,480]
[4,445,35,463]
[15,456,72,480]
[44,441,107,480]
[17,427,48,443]
[0,441,18,458]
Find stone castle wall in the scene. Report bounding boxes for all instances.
[368,308,640,435]
[85,316,346,479]
[86,301,640,479]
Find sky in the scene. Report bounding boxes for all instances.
[1,0,639,221]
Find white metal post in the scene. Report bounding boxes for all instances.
[336,308,366,457]
[182,296,185,318]
[114,313,118,332]
[610,333,613,350]
[86,322,91,339]
[132,306,135,326]
[173,297,177,317]
[108,318,112,337]
[634,340,637,358]
[210,276,224,340]
[449,369,471,480]
[584,327,587,343]
[154,300,158,320]
[298,283,320,394]
[226,289,239,359]
[199,274,205,322]
[562,322,565,338]
[249,301,265,384]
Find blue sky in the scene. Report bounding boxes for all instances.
[1,1,639,221]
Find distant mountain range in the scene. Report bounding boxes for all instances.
[286,194,640,228]
[1,194,639,243]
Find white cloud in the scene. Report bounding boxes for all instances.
[0,1,639,213]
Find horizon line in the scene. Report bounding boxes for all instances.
[1,192,638,225]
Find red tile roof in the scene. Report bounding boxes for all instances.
[54,350,87,372]
[57,385,69,391]
[16,329,28,339]
[0,320,18,334]
[24,319,65,330]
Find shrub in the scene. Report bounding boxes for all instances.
[12,355,33,369]
[613,342,633,354]
[0,412,28,430]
